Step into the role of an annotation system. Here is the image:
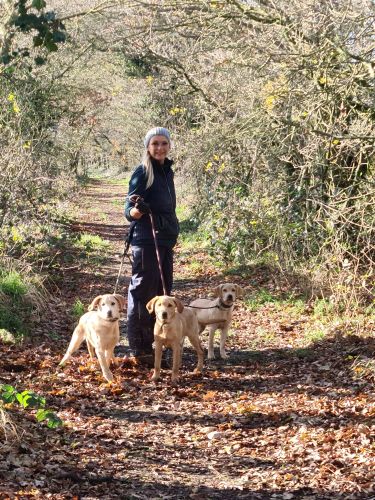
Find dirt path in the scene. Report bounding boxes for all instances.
[0,179,374,500]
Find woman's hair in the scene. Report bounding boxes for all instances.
[142,150,154,189]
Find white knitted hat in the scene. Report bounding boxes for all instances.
[144,127,171,147]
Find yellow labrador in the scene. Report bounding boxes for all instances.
[59,294,126,382]
[189,283,244,360]
[146,295,204,384]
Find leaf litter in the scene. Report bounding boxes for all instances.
[0,180,374,499]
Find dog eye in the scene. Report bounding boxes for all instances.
[168,304,173,307]
[111,302,115,306]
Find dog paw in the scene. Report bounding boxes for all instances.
[220,352,228,359]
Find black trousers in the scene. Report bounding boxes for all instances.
[126,245,173,356]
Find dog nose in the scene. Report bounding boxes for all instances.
[107,311,113,318]
[162,312,168,319]
[227,294,233,301]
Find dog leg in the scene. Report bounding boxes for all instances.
[171,343,181,384]
[59,324,85,365]
[219,326,229,359]
[187,333,204,373]
[95,349,113,382]
[105,348,114,367]
[207,325,217,360]
[151,339,163,381]
[86,340,96,360]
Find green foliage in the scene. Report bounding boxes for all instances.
[71,298,85,320]
[0,271,28,297]
[3,0,66,66]
[313,299,335,319]
[0,306,27,338]
[0,270,29,337]
[0,384,62,429]
[74,234,109,253]
[0,264,48,339]
[303,328,326,344]
[244,289,278,311]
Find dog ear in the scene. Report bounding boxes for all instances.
[235,285,245,298]
[213,285,223,298]
[88,296,102,311]
[173,297,184,313]
[146,296,159,314]
[113,294,126,311]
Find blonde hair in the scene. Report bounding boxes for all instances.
[142,150,154,189]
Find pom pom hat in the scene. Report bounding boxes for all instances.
[144,127,171,148]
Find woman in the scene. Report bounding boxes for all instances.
[124,127,179,365]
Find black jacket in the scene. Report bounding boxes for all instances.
[125,158,179,247]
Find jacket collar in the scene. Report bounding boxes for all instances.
[151,157,173,169]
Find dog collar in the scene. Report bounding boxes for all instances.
[218,300,233,310]
[104,317,119,322]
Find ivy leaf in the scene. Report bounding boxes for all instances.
[34,56,46,65]
[36,409,63,428]
[32,0,47,10]
[0,384,17,403]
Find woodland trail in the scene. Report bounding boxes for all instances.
[0,179,374,500]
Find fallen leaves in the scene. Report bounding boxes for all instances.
[1,179,374,499]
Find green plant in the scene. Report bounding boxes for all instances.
[71,299,85,320]
[312,299,335,319]
[0,384,63,429]
[303,327,326,344]
[0,271,28,296]
[244,289,278,312]
[0,266,47,338]
[74,233,109,253]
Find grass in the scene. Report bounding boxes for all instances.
[71,299,85,320]
[0,270,30,338]
[75,233,109,251]
[0,271,28,297]
[0,263,49,339]
[303,327,327,344]
[313,298,335,319]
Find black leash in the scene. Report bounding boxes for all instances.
[149,211,167,295]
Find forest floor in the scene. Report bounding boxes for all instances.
[0,178,374,500]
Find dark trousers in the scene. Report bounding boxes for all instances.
[127,245,173,356]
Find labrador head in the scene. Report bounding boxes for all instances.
[146,295,184,323]
[88,294,125,321]
[213,283,244,306]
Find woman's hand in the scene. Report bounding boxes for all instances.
[130,207,144,220]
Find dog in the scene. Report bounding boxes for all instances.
[146,295,204,384]
[59,294,126,382]
[189,283,244,360]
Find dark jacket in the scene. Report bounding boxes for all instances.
[125,158,179,247]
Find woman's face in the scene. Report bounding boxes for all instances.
[148,135,170,163]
